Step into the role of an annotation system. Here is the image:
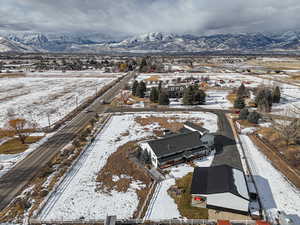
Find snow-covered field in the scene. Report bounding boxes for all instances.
[0,74,119,127]
[239,134,300,223]
[38,112,217,221]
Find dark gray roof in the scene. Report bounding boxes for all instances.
[184,122,209,134]
[191,165,249,200]
[147,131,202,158]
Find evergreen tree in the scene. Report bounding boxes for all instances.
[255,88,273,112]
[139,58,148,72]
[193,90,206,105]
[140,81,147,93]
[150,87,159,103]
[158,91,170,105]
[247,111,260,124]
[182,86,194,105]
[239,108,249,120]
[237,83,246,97]
[132,80,138,96]
[234,96,245,109]
[272,86,281,103]
[136,83,145,98]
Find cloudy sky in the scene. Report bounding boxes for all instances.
[0,0,299,35]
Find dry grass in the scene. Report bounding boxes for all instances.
[257,127,300,171]
[135,116,204,134]
[237,120,258,128]
[145,75,160,81]
[96,141,152,218]
[0,73,25,78]
[226,93,236,104]
[248,59,300,70]
[169,172,208,219]
[0,136,43,154]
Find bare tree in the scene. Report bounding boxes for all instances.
[6,118,37,144]
[270,109,300,148]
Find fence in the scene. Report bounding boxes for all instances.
[33,114,113,219]
[29,218,258,225]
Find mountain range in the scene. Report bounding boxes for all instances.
[0,31,300,53]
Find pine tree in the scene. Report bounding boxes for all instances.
[272,86,281,103]
[239,108,249,120]
[247,111,260,124]
[150,87,159,103]
[158,91,170,105]
[234,96,245,109]
[132,80,138,96]
[237,83,246,97]
[140,81,147,93]
[182,86,194,105]
[193,90,206,105]
[136,83,145,98]
[255,88,273,112]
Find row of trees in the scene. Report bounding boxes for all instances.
[239,108,260,124]
[234,83,281,113]
[149,87,170,105]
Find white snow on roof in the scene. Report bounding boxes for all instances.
[232,168,250,200]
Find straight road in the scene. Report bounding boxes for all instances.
[0,72,134,212]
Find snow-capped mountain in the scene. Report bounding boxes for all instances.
[0,37,37,53]
[0,31,300,53]
[0,31,117,52]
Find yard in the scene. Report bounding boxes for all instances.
[38,112,217,221]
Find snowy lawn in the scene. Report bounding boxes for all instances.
[39,112,217,221]
[239,134,300,223]
[0,74,118,127]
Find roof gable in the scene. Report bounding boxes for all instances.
[191,165,249,200]
[147,131,202,158]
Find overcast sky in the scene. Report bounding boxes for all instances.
[0,0,300,35]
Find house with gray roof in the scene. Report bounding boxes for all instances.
[140,122,215,168]
[191,165,250,215]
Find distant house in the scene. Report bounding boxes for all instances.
[166,85,186,98]
[140,122,215,168]
[191,165,250,215]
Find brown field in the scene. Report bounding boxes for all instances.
[0,73,26,78]
[145,75,160,81]
[0,136,43,154]
[257,127,300,172]
[248,59,300,70]
[135,116,204,135]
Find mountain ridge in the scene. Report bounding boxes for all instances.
[0,31,299,53]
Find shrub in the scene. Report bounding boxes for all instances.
[239,108,249,120]
[247,111,260,124]
[234,96,245,109]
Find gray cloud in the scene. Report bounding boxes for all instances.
[0,0,299,35]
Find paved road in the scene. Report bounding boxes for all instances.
[212,111,243,170]
[0,72,134,212]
